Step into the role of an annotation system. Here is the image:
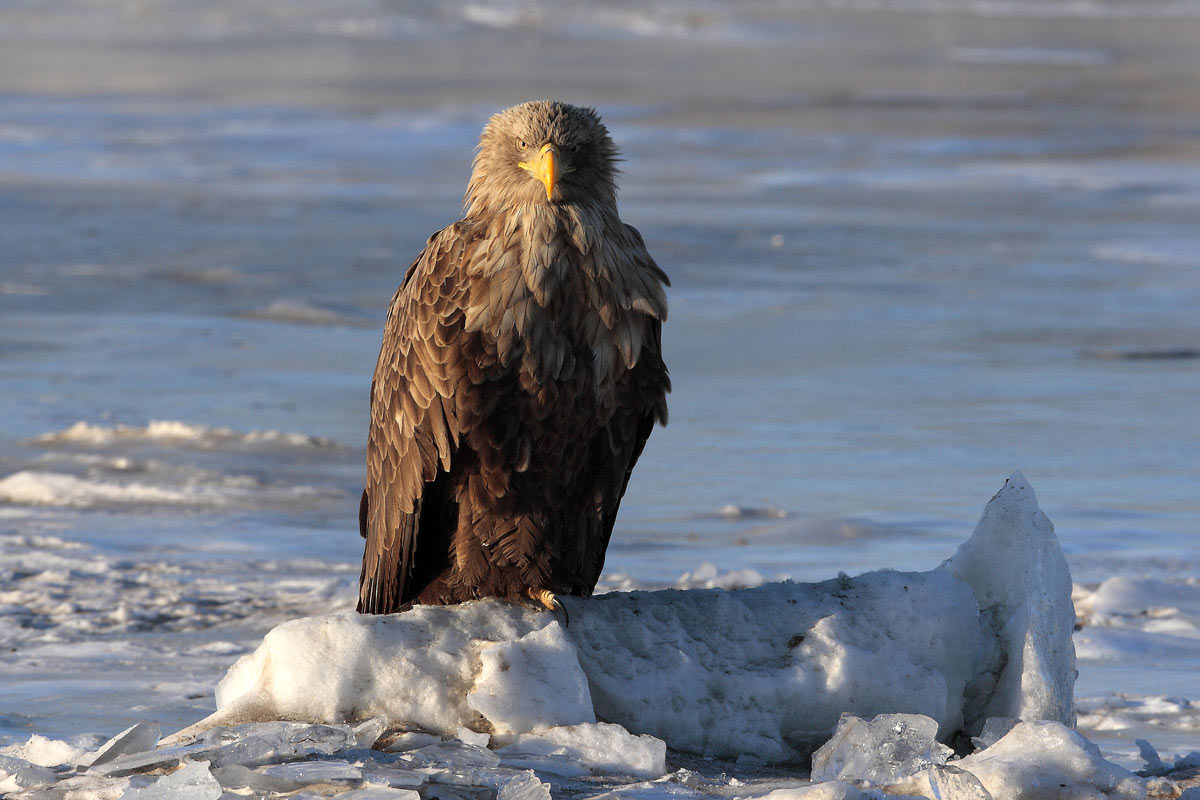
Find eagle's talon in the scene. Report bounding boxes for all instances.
[527,587,569,627]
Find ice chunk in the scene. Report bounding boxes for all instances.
[211,763,304,792]
[200,721,357,767]
[810,713,952,784]
[496,722,667,779]
[466,623,594,735]
[941,472,1076,734]
[380,732,441,753]
[361,764,426,789]
[0,754,59,792]
[954,720,1145,799]
[83,721,161,769]
[755,784,893,799]
[497,770,553,800]
[90,741,216,777]
[119,760,222,800]
[887,765,994,799]
[259,759,363,784]
[457,727,491,748]
[406,740,501,769]
[354,716,389,749]
[1135,739,1166,775]
[338,789,422,800]
[970,717,1020,751]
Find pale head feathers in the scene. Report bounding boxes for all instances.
[465,100,620,217]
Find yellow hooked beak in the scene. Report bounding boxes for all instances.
[520,143,559,201]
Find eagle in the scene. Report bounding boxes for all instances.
[357,101,670,616]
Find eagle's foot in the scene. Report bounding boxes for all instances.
[526,587,569,627]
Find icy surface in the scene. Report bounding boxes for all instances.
[203,567,978,763]
[120,759,222,800]
[809,713,952,784]
[0,754,58,793]
[496,723,667,779]
[942,472,1077,734]
[954,720,1145,799]
[84,721,161,768]
[466,623,595,735]
[0,473,1177,799]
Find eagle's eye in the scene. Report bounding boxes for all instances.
[567,143,580,153]
[517,140,528,150]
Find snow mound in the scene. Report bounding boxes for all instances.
[183,472,1077,765]
[166,473,1079,765]
[566,570,977,761]
[466,623,595,735]
[942,471,1077,734]
[196,568,977,764]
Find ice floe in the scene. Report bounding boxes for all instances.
[942,472,1077,734]
[2,473,1190,799]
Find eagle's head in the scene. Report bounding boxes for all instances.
[465,100,620,216]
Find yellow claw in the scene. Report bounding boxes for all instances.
[527,587,569,626]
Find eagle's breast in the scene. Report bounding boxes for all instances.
[462,205,665,404]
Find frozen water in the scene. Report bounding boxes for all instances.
[406,740,501,769]
[456,727,491,748]
[0,754,58,793]
[970,717,1020,751]
[354,716,389,749]
[89,740,214,777]
[360,763,426,789]
[380,732,441,753]
[337,788,422,800]
[809,713,952,784]
[211,763,304,793]
[200,567,978,763]
[83,721,160,769]
[567,570,978,761]
[497,771,553,800]
[754,784,893,800]
[181,475,1081,767]
[119,759,222,800]
[954,720,1144,800]
[886,765,993,800]
[942,472,1077,734]
[496,722,667,779]
[259,758,363,784]
[199,722,357,766]
[466,623,595,735]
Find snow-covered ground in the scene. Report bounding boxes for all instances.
[3,474,1196,799]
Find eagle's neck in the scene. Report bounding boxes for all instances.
[465,200,665,386]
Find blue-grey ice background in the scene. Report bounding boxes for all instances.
[1,0,1198,773]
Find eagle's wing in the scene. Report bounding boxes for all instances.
[584,293,671,591]
[358,221,480,614]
